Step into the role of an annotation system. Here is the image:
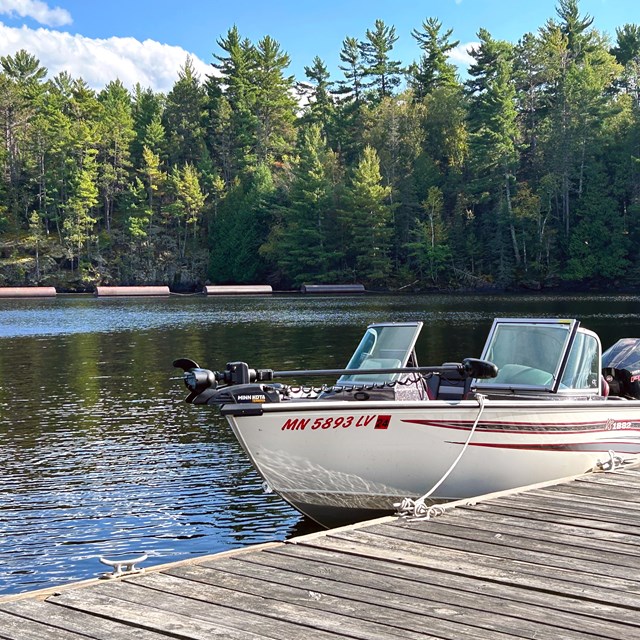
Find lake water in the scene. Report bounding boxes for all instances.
[1,292,639,596]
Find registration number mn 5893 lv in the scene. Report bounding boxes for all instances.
[280,415,391,431]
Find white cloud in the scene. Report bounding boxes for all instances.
[449,41,479,67]
[0,0,71,27]
[0,22,214,93]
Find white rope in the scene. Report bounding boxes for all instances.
[395,393,486,520]
[595,449,629,472]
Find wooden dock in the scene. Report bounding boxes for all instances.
[2,467,640,639]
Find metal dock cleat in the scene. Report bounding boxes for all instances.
[98,552,148,579]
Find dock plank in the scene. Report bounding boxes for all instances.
[117,570,426,640]
[0,599,171,640]
[387,515,640,569]
[348,519,640,579]
[166,560,519,640]
[479,494,640,532]
[504,490,640,523]
[2,466,640,639]
[449,505,640,551]
[200,551,636,637]
[531,486,640,512]
[572,474,640,489]
[466,500,640,540]
[50,581,344,640]
[0,610,88,640]
[47,587,275,640]
[241,543,640,627]
[296,527,640,605]
[289,537,638,639]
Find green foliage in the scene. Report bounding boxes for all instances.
[210,163,275,283]
[339,146,393,285]
[1,4,639,291]
[409,18,460,98]
[63,149,99,266]
[132,84,165,162]
[253,36,297,162]
[261,124,336,286]
[1,49,47,86]
[170,163,207,258]
[565,167,630,280]
[466,29,521,273]
[360,20,403,101]
[300,57,336,144]
[97,80,135,231]
[405,186,452,283]
[337,36,365,102]
[163,58,207,167]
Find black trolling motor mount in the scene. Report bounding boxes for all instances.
[173,358,285,406]
[173,357,497,403]
[173,359,275,392]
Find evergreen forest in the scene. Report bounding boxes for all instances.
[1,0,640,292]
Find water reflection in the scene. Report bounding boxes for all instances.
[1,292,639,595]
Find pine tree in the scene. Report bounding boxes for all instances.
[163,58,207,167]
[262,124,334,286]
[466,29,522,273]
[538,0,618,241]
[300,57,336,145]
[211,26,259,175]
[405,186,452,283]
[339,146,393,284]
[131,84,164,164]
[611,24,640,105]
[363,94,426,268]
[0,50,48,226]
[409,18,460,98]
[139,145,167,222]
[360,20,403,101]
[32,73,73,238]
[252,36,297,162]
[63,148,99,270]
[97,80,135,232]
[171,163,207,258]
[337,36,365,102]
[565,162,629,279]
[209,164,275,283]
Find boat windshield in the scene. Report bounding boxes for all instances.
[338,322,423,384]
[476,318,602,393]
[478,319,575,391]
[560,329,601,390]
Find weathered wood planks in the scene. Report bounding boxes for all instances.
[1,467,640,639]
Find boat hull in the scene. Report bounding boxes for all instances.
[224,397,640,526]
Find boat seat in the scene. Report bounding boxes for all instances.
[493,364,553,386]
[349,358,402,383]
[360,358,402,371]
[429,363,471,400]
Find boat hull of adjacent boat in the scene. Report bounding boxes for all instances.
[224,397,640,526]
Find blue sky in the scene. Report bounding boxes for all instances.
[0,0,636,92]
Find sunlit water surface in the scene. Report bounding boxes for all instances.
[1,292,639,595]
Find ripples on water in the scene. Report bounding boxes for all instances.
[1,292,639,595]
[0,368,300,595]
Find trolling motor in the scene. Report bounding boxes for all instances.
[173,358,284,406]
[173,357,497,406]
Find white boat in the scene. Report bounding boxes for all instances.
[175,318,640,527]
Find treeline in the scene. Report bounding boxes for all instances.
[1,0,640,290]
